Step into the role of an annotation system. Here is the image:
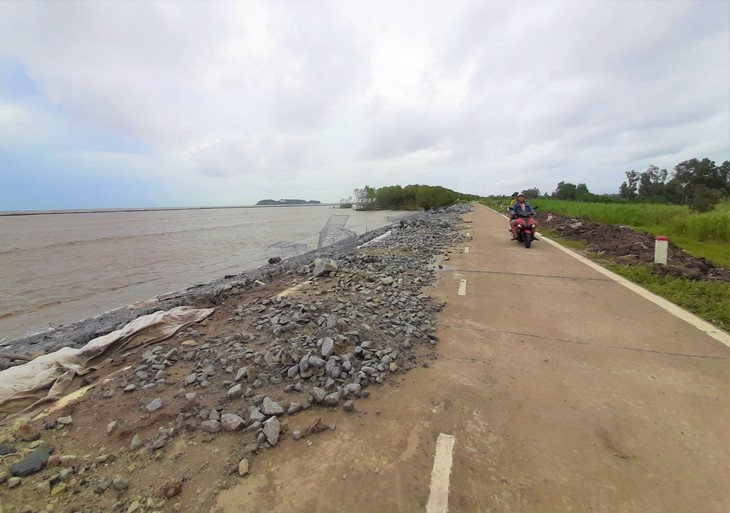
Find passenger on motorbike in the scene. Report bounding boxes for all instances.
[510,192,534,238]
[507,192,519,236]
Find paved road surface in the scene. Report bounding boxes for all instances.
[214,203,730,513]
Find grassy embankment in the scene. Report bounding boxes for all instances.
[480,199,730,331]
[606,264,730,331]
[530,199,730,267]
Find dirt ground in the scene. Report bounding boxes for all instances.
[536,210,730,281]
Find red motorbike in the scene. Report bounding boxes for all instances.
[513,210,537,248]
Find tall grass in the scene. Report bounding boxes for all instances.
[608,264,730,332]
[532,199,729,243]
[482,198,730,266]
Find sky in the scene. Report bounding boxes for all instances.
[0,0,728,210]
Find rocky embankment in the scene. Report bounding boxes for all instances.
[0,203,472,513]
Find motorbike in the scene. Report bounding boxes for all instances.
[512,209,537,248]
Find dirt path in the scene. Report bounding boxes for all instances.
[214,203,730,513]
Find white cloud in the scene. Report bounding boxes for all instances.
[0,0,728,208]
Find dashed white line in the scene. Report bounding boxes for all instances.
[458,279,467,296]
[464,247,470,254]
[426,433,456,513]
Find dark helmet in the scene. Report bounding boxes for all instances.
[511,191,519,198]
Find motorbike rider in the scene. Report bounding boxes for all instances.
[510,192,535,238]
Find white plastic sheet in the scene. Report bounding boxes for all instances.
[0,306,214,416]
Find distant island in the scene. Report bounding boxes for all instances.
[256,199,321,206]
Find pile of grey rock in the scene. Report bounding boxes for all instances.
[118,203,471,453]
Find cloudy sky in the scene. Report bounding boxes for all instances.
[1,0,728,210]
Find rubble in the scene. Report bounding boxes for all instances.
[0,202,472,512]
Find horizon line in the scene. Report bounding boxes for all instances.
[0,203,340,217]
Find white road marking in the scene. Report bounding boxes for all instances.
[458,279,467,296]
[464,247,470,254]
[466,232,470,237]
[540,234,730,347]
[490,208,729,346]
[426,433,456,513]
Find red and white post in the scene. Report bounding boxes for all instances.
[654,236,669,265]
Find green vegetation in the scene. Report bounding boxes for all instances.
[526,198,730,267]
[620,159,729,212]
[608,264,730,332]
[256,199,320,205]
[538,158,729,212]
[352,185,479,210]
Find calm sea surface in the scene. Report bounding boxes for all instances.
[0,206,403,341]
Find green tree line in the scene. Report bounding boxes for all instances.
[619,158,729,212]
[353,184,479,210]
[516,157,729,212]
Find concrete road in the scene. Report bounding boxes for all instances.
[214,203,730,513]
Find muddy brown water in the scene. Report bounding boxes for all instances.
[0,206,403,341]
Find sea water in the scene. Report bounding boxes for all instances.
[0,205,402,341]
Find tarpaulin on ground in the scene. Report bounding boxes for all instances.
[0,306,214,417]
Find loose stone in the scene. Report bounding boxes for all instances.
[200,420,221,433]
[10,445,52,477]
[320,337,334,357]
[228,383,244,399]
[238,458,250,476]
[221,413,245,431]
[248,407,265,423]
[323,392,340,407]
[262,416,281,445]
[0,443,17,456]
[261,397,284,416]
[130,434,143,451]
[112,475,129,491]
[311,387,326,403]
[145,398,163,413]
[287,402,302,415]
